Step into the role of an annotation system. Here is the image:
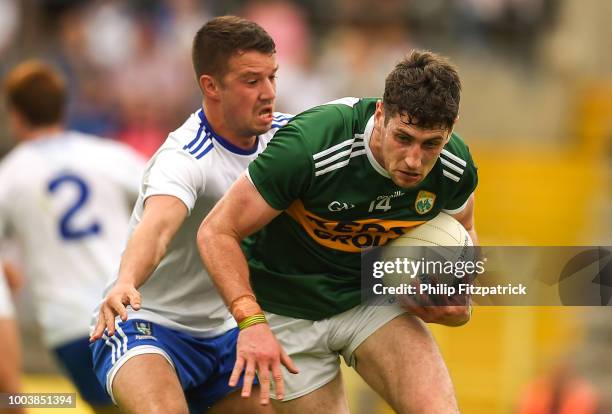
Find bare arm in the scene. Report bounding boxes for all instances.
[90,195,187,340]
[197,175,280,308]
[117,195,187,287]
[0,319,25,414]
[197,175,297,404]
[451,193,478,245]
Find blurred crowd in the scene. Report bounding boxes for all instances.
[0,0,558,158]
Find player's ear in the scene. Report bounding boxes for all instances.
[374,100,384,131]
[199,74,220,100]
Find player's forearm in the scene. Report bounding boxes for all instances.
[197,227,256,320]
[0,320,22,393]
[467,228,479,246]
[117,221,173,289]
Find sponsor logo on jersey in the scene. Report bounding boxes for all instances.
[287,200,425,252]
[134,321,153,336]
[415,191,436,215]
[328,201,356,212]
[377,190,404,200]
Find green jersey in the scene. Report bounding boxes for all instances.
[247,97,478,320]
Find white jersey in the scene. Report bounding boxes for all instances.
[0,261,14,318]
[97,109,292,337]
[0,131,145,346]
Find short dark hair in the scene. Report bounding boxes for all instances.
[383,50,461,130]
[192,15,276,80]
[3,60,67,126]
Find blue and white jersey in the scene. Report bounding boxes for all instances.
[0,260,14,318]
[95,109,292,337]
[0,132,145,346]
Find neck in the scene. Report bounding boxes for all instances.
[20,124,64,142]
[202,101,257,150]
[368,126,385,168]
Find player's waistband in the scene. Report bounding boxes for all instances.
[121,309,237,338]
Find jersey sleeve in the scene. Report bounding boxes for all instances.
[442,148,478,214]
[247,123,314,210]
[142,149,205,214]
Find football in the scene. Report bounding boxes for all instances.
[391,212,473,249]
[381,212,474,288]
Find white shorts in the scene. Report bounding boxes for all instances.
[266,297,406,401]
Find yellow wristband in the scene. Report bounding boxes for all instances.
[238,314,267,330]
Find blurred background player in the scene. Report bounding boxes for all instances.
[0,260,25,414]
[0,60,144,413]
[90,16,289,413]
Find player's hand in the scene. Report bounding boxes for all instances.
[399,277,472,327]
[89,282,141,342]
[229,323,298,405]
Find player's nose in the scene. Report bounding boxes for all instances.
[260,77,276,101]
[403,144,422,169]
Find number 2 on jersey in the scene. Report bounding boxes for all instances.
[47,174,101,240]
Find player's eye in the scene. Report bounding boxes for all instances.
[396,134,412,143]
[246,79,258,85]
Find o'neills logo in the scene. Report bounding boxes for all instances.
[286,201,425,253]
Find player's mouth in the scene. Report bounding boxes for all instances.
[398,170,422,182]
[257,107,274,123]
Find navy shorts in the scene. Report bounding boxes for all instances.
[90,320,243,412]
[53,336,113,406]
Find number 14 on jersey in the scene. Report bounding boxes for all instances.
[368,196,392,212]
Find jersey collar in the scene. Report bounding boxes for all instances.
[363,115,390,178]
[198,110,260,156]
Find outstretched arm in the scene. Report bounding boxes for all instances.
[197,174,298,405]
[90,195,187,340]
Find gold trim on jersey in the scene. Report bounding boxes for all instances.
[286,200,425,253]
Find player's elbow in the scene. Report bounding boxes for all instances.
[196,219,215,252]
[197,215,226,252]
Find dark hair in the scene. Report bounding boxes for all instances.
[3,60,67,126]
[192,15,275,80]
[383,50,461,130]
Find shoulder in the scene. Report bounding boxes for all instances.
[437,132,478,187]
[276,97,376,155]
[443,132,474,165]
[271,111,293,129]
[175,109,218,161]
[0,144,33,180]
[257,111,295,145]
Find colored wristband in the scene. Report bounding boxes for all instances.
[238,313,267,330]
